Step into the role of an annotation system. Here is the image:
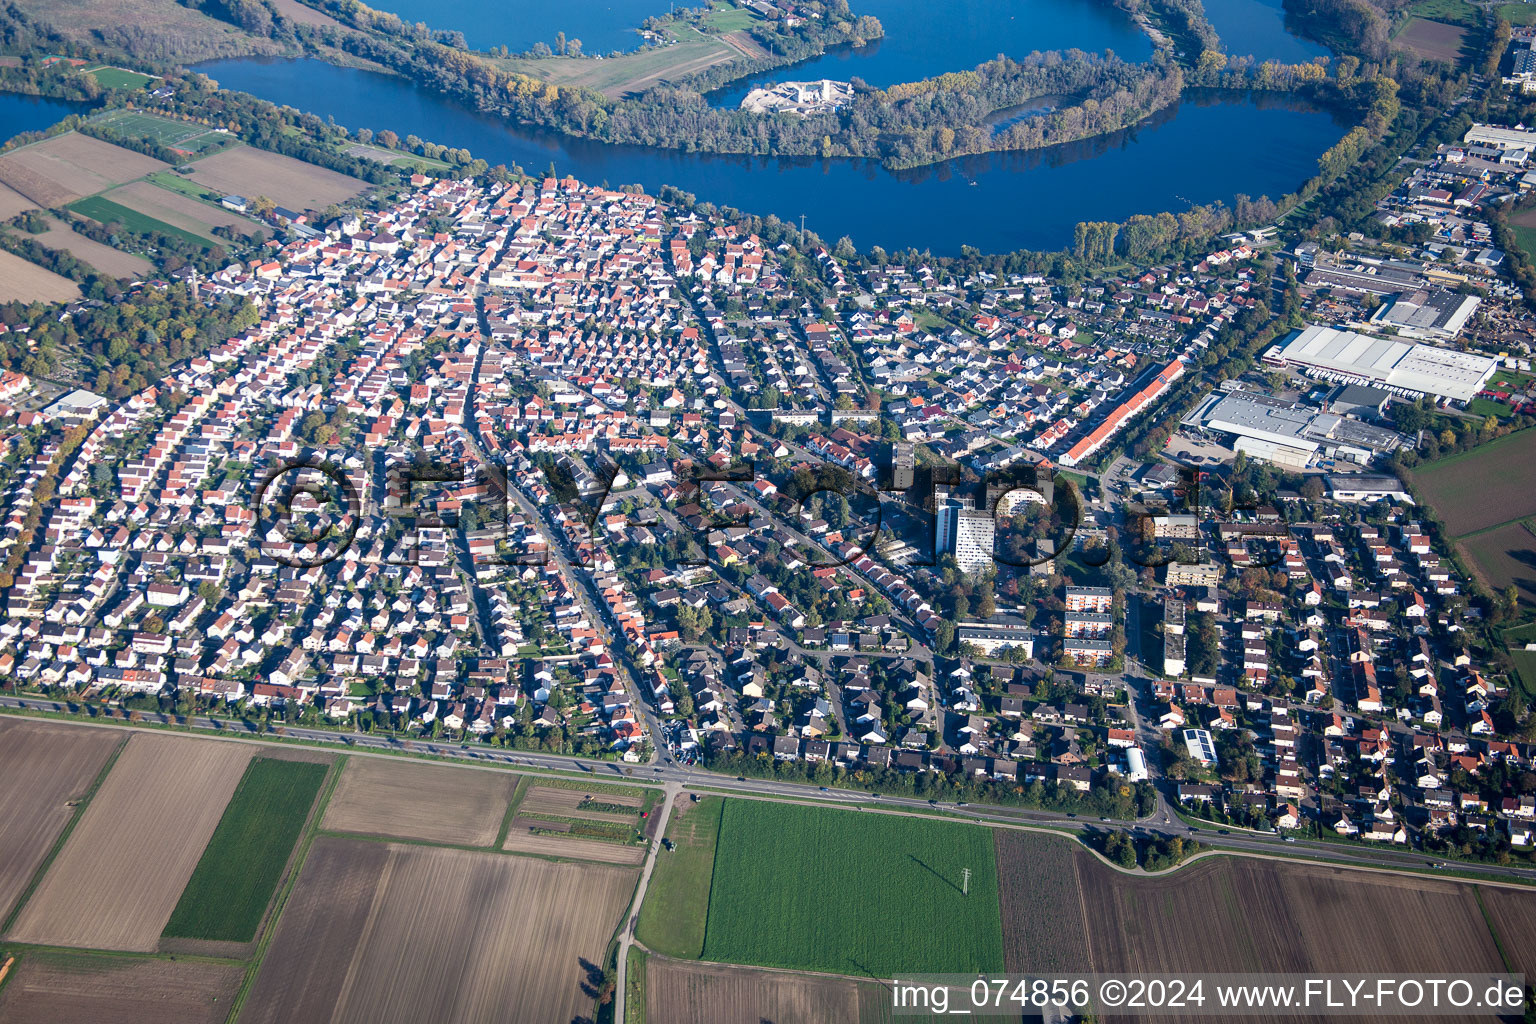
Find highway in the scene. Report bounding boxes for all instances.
[3,693,1534,888]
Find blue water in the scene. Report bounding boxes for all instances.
[708,0,1151,107]
[198,56,1346,254]
[1203,0,1329,62]
[370,0,667,53]
[0,92,92,144]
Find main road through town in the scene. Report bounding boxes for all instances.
[1,694,1533,891]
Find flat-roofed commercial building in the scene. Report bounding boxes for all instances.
[1186,389,1409,469]
[1368,288,1480,341]
[1269,325,1498,404]
[1464,124,1536,151]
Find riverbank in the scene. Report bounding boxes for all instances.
[191,55,1351,254]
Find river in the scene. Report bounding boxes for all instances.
[197,57,1345,254]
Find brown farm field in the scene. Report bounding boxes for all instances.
[0,133,166,207]
[100,180,256,240]
[1076,852,1504,975]
[0,182,35,219]
[995,830,1092,973]
[1459,520,1536,605]
[33,215,154,279]
[0,249,79,303]
[645,955,893,1024]
[322,756,519,846]
[1411,431,1536,600]
[1476,885,1536,975]
[1411,430,1536,536]
[184,146,366,212]
[0,951,244,1024]
[6,733,251,951]
[241,836,637,1024]
[0,720,121,922]
[1396,17,1469,63]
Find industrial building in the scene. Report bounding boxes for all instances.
[1463,123,1536,153]
[1367,288,1480,341]
[1267,325,1498,404]
[1304,261,1425,296]
[1184,389,1409,469]
[1326,474,1414,503]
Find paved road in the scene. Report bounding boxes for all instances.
[614,782,677,1024]
[4,694,1535,887]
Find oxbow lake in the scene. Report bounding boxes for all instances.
[704,0,1152,109]
[197,56,1348,254]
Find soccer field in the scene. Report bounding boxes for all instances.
[91,109,227,154]
[85,66,155,90]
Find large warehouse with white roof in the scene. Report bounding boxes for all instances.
[1268,325,1498,404]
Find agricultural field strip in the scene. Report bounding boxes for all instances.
[1410,430,1536,536]
[181,145,366,211]
[224,751,349,1024]
[321,755,522,847]
[0,952,245,1024]
[643,953,893,1024]
[241,837,638,1024]
[0,722,124,928]
[28,214,155,279]
[0,249,80,304]
[6,733,253,952]
[0,132,167,207]
[162,756,331,942]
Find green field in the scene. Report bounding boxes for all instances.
[702,2,759,32]
[1468,397,1515,418]
[90,109,226,154]
[1511,650,1536,700]
[85,66,154,90]
[1406,0,1477,25]
[145,170,221,202]
[162,757,328,942]
[494,26,736,96]
[1498,1,1536,25]
[67,195,213,248]
[637,794,722,958]
[1513,225,1536,265]
[700,800,1005,976]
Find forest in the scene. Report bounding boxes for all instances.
[0,284,258,397]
